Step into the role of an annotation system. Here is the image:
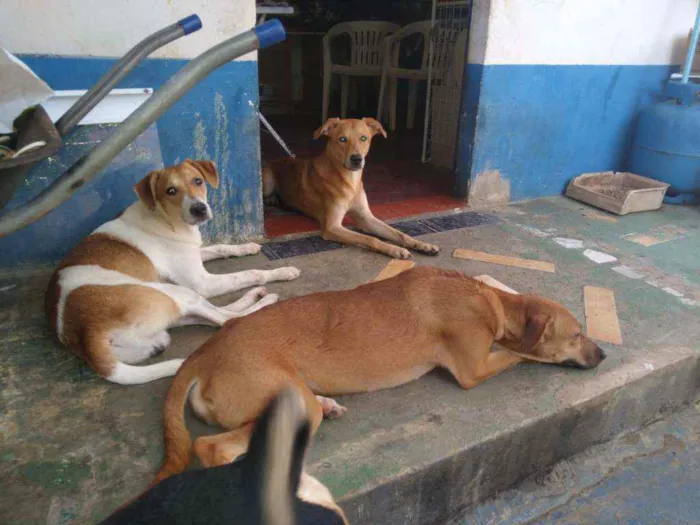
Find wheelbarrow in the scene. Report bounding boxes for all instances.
[0,16,286,238]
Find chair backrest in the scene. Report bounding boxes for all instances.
[384,21,433,71]
[383,21,464,80]
[324,21,400,69]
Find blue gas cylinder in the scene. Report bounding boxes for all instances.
[628,82,700,204]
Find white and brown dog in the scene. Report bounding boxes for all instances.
[45,160,300,385]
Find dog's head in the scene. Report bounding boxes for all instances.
[133,159,219,227]
[502,296,607,369]
[313,117,387,171]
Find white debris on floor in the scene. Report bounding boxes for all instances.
[583,249,618,264]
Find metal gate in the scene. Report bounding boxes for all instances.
[422,0,473,170]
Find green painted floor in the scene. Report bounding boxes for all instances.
[1,197,698,523]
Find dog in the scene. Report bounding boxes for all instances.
[101,388,348,524]
[45,159,300,385]
[153,266,606,482]
[262,117,440,259]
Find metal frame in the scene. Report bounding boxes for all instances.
[0,19,286,237]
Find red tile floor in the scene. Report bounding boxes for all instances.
[261,115,464,238]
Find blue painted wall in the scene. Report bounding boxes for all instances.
[457,65,677,201]
[0,56,262,267]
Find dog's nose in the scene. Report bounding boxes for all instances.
[190,202,208,219]
[597,347,607,361]
[349,154,363,166]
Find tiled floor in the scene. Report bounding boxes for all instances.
[261,115,464,238]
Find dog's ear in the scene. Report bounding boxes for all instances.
[362,117,387,139]
[185,159,219,189]
[313,118,341,139]
[133,171,160,210]
[521,314,552,353]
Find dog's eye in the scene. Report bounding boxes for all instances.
[360,135,368,142]
[193,178,203,186]
[166,187,178,196]
[339,137,348,143]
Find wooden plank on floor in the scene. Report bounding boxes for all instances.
[583,286,622,345]
[372,260,415,282]
[474,275,519,294]
[453,249,555,273]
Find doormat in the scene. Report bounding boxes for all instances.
[261,211,498,260]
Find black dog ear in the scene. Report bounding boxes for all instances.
[521,314,551,353]
[244,387,310,524]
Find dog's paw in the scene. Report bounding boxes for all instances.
[150,331,171,357]
[249,286,268,299]
[317,396,347,419]
[273,266,301,281]
[389,247,412,259]
[263,293,280,305]
[416,243,441,256]
[238,242,262,256]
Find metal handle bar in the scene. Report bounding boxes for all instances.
[0,19,286,237]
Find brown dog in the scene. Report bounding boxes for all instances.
[262,117,440,259]
[153,267,605,483]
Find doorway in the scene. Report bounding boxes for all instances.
[258,0,472,238]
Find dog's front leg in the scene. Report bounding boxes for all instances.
[200,243,261,262]
[444,329,524,389]
[349,192,440,255]
[322,207,412,259]
[190,267,301,299]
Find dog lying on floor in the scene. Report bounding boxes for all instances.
[262,117,440,259]
[101,388,348,524]
[45,160,300,385]
[153,266,606,482]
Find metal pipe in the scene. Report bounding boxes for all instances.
[682,1,700,84]
[0,20,286,238]
[55,15,202,136]
[259,112,295,157]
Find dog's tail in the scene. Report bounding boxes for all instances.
[244,387,311,525]
[152,364,198,485]
[83,330,183,385]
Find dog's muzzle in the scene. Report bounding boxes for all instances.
[346,154,364,171]
[185,200,212,225]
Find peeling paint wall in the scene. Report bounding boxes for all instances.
[0,1,263,266]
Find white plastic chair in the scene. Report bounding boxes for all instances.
[377,21,462,131]
[322,21,400,123]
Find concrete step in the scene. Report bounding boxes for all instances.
[310,345,700,525]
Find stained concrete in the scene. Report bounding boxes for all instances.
[1,197,699,523]
[458,401,700,524]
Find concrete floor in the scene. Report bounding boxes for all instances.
[1,197,699,523]
[459,401,700,525]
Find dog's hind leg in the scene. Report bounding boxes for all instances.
[194,423,257,468]
[193,383,324,468]
[156,284,278,327]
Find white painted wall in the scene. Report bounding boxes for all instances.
[0,0,257,60]
[469,0,698,65]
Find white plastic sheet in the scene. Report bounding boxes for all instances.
[0,47,54,133]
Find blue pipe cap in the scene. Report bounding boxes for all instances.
[255,19,286,49]
[178,14,202,35]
